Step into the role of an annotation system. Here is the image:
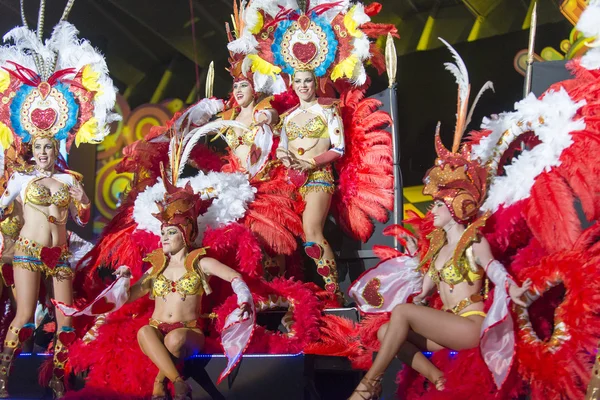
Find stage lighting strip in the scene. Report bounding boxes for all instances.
[19,351,458,358]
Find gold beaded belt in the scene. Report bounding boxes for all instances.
[445,294,484,315]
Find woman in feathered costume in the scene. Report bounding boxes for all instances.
[347,40,531,399]
[209,2,302,276]
[57,133,256,399]
[226,0,398,304]
[0,1,118,397]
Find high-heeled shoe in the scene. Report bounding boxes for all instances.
[348,374,383,400]
[49,376,65,399]
[172,376,192,400]
[151,377,170,400]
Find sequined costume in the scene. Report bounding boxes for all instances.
[349,39,518,390]
[0,1,118,396]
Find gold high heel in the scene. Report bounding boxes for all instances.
[348,374,383,400]
[49,376,65,399]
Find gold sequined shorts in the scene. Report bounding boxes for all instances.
[13,236,72,278]
[299,165,335,197]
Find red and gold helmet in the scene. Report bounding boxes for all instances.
[423,130,487,223]
[152,164,212,247]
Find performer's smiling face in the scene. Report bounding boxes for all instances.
[233,79,254,108]
[161,226,186,255]
[32,138,57,171]
[293,71,316,102]
[432,200,453,228]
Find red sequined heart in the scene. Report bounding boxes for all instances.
[325,283,337,293]
[18,326,34,343]
[30,108,57,131]
[56,351,69,364]
[316,265,331,277]
[292,42,317,64]
[40,247,62,270]
[288,169,308,189]
[304,243,323,260]
[249,144,262,166]
[58,330,76,346]
[1,263,14,286]
[90,296,117,315]
[362,278,384,308]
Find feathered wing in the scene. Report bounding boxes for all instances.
[332,88,394,242]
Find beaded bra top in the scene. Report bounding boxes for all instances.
[286,115,328,141]
[25,180,70,208]
[152,270,204,301]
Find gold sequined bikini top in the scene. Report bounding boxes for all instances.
[25,180,70,208]
[286,115,328,141]
[143,247,212,301]
[218,97,273,150]
[225,124,259,150]
[152,270,204,300]
[428,247,484,287]
[419,215,489,289]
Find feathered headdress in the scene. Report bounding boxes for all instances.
[0,0,119,153]
[153,133,213,247]
[422,38,492,223]
[226,0,397,91]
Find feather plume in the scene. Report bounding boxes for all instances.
[465,81,494,127]
[439,37,469,103]
[177,120,247,178]
[439,37,471,152]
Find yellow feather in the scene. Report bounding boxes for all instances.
[247,54,281,81]
[331,55,359,81]
[344,6,362,38]
[248,11,264,35]
[81,65,104,98]
[0,122,13,150]
[75,118,98,147]
[0,70,9,93]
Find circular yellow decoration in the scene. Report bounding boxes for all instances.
[94,157,134,219]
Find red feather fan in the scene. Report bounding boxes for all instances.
[332,88,394,242]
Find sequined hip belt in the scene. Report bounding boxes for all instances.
[444,293,484,315]
[13,236,71,277]
[149,318,198,335]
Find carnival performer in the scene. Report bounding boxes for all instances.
[114,172,253,400]
[225,0,398,304]
[276,69,344,301]
[54,127,256,400]
[0,2,118,397]
[347,40,531,399]
[211,13,302,277]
